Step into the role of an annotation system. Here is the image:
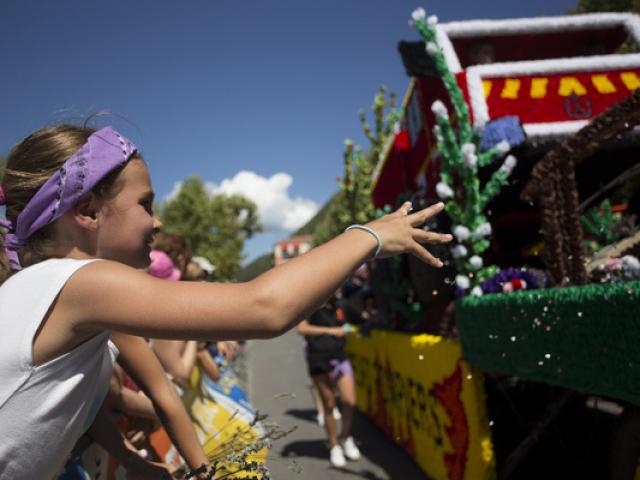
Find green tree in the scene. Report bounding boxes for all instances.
[313,86,401,245]
[159,176,262,280]
[573,0,639,13]
[570,2,640,57]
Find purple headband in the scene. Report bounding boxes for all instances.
[0,127,137,271]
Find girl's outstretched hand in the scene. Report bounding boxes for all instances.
[363,201,452,266]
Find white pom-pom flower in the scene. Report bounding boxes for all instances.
[499,155,517,175]
[431,100,449,119]
[461,143,478,169]
[471,286,484,297]
[451,244,468,259]
[411,8,426,21]
[425,42,439,56]
[469,255,483,270]
[452,225,470,242]
[475,222,492,238]
[427,15,438,26]
[456,275,470,290]
[461,143,476,157]
[623,255,640,268]
[496,140,510,154]
[436,182,454,199]
[622,255,640,278]
[465,154,478,168]
[462,144,477,168]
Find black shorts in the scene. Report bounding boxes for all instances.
[306,352,346,377]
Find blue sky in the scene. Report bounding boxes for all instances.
[0,0,577,263]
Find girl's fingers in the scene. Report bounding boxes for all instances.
[410,243,444,268]
[413,229,453,244]
[408,202,445,226]
[393,201,413,217]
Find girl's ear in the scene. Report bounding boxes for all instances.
[73,193,100,230]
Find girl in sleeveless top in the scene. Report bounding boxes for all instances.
[0,125,451,478]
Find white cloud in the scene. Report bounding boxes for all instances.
[207,171,318,232]
[165,181,184,202]
[165,171,318,232]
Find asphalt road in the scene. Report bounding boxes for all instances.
[247,330,429,480]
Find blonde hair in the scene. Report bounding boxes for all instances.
[0,125,141,283]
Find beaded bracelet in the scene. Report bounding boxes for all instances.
[344,224,383,258]
[185,464,214,479]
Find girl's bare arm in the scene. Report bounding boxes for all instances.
[88,410,173,480]
[105,364,158,420]
[296,319,345,337]
[152,340,199,386]
[63,203,450,341]
[196,347,221,381]
[111,333,209,471]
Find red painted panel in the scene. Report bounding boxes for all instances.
[484,69,640,124]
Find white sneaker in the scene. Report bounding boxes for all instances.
[332,406,342,420]
[341,436,361,461]
[329,445,346,468]
[317,413,324,427]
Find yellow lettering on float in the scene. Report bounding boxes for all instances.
[620,72,640,90]
[501,79,521,99]
[558,77,587,96]
[530,78,548,98]
[482,80,492,98]
[591,74,616,94]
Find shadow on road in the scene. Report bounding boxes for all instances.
[284,408,318,423]
[279,410,428,479]
[279,438,389,480]
[281,438,327,459]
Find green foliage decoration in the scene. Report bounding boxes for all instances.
[159,176,262,280]
[411,8,517,296]
[581,199,623,252]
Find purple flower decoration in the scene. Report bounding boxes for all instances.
[481,268,546,294]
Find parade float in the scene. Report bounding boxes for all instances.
[347,10,640,479]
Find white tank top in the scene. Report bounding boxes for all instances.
[0,258,118,479]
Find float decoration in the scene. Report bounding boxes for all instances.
[411,8,518,295]
[456,279,640,406]
[521,88,640,285]
[580,199,623,249]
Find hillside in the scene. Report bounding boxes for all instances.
[234,191,339,280]
[234,252,274,281]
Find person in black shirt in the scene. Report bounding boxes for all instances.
[297,294,361,468]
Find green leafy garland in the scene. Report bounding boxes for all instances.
[581,199,622,251]
[411,8,518,296]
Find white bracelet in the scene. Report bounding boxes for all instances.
[345,224,383,258]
